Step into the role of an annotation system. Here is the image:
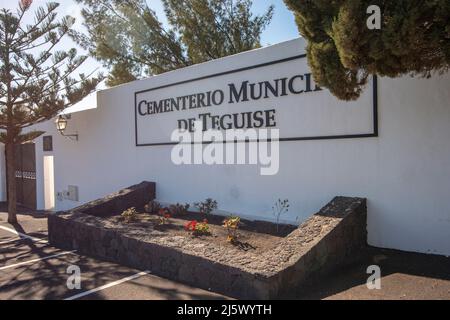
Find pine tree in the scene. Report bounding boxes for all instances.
[284,0,450,100]
[73,0,274,86]
[0,0,102,223]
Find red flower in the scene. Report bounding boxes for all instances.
[185,220,198,231]
[159,208,169,216]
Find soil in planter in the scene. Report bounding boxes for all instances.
[108,211,297,254]
[175,211,297,237]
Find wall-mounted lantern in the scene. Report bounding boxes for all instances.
[55,115,78,141]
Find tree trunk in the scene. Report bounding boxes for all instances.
[5,141,17,224]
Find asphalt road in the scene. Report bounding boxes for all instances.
[1,206,450,300]
[0,211,229,300]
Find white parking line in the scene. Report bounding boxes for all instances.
[0,237,21,245]
[0,225,48,244]
[64,270,151,300]
[0,250,77,271]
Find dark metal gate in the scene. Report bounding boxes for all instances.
[14,143,37,210]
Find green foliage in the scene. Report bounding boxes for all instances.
[73,0,274,86]
[0,2,102,135]
[185,219,211,236]
[194,220,210,236]
[0,130,44,144]
[121,207,138,223]
[144,200,162,214]
[157,208,172,225]
[0,1,102,221]
[194,198,218,215]
[168,203,190,216]
[223,216,240,243]
[284,0,450,100]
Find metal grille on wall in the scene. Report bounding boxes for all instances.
[15,171,37,180]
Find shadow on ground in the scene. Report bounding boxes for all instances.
[1,206,449,300]
[291,246,450,300]
[0,220,228,300]
[0,202,49,219]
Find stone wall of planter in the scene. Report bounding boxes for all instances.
[72,181,156,217]
[48,182,367,299]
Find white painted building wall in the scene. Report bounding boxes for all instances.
[6,38,450,256]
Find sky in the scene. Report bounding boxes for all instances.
[0,0,299,56]
[0,0,300,111]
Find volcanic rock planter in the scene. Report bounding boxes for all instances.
[48,182,367,299]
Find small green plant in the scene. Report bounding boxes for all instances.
[194,198,218,215]
[168,203,190,216]
[121,207,138,224]
[157,208,172,225]
[272,199,290,233]
[144,200,162,214]
[223,216,241,243]
[185,219,210,236]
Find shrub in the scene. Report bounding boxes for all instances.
[185,219,210,236]
[144,200,162,214]
[223,216,241,243]
[157,208,172,225]
[121,207,138,224]
[272,199,290,233]
[168,203,190,216]
[194,198,218,215]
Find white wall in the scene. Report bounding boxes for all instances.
[29,38,450,256]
